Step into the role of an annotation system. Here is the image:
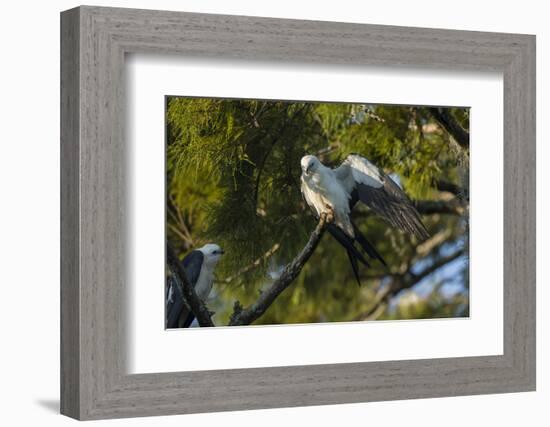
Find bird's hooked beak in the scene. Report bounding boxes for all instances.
[303,162,313,175]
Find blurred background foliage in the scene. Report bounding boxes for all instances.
[166,97,470,326]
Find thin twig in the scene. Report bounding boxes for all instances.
[167,223,191,246]
[222,243,281,284]
[167,196,194,246]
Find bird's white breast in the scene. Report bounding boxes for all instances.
[303,168,353,236]
[324,173,350,211]
[195,264,215,301]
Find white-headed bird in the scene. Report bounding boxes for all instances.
[166,243,224,328]
[300,153,429,284]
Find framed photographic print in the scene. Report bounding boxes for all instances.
[61,5,536,420]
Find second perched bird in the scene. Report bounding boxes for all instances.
[166,243,224,328]
[300,153,429,284]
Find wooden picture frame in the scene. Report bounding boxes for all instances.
[60,5,536,420]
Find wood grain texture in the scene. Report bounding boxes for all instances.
[60,7,81,419]
[60,5,536,420]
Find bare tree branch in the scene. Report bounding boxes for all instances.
[355,248,466,321]
[414,199,466,216]
[362,301,388,321]
[166,245,215,327]
[435,179,468,199]
[428,107,469,149]
[353,283,391,320]
[414,229,453,258]
[407,249,465,285]
[229,214,329,326]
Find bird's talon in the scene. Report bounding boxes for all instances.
[323,207,335,223]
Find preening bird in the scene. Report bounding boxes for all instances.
[300,153,429,284]
[166,243,224,328]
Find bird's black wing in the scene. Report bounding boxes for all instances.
[344,154,429,240]
[166,274,182,328]
[354,175,429,240]
[166,250,204,329]
[182,250,204,283]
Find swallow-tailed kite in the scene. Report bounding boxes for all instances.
[300,153,429,284]
[166,243,224,328]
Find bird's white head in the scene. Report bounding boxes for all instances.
[301,155,321,176]
[199,243,224,266]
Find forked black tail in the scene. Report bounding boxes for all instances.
[327,223,386,286]
[352,222,387,267]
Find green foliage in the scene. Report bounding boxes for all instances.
[166,97,470,326]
